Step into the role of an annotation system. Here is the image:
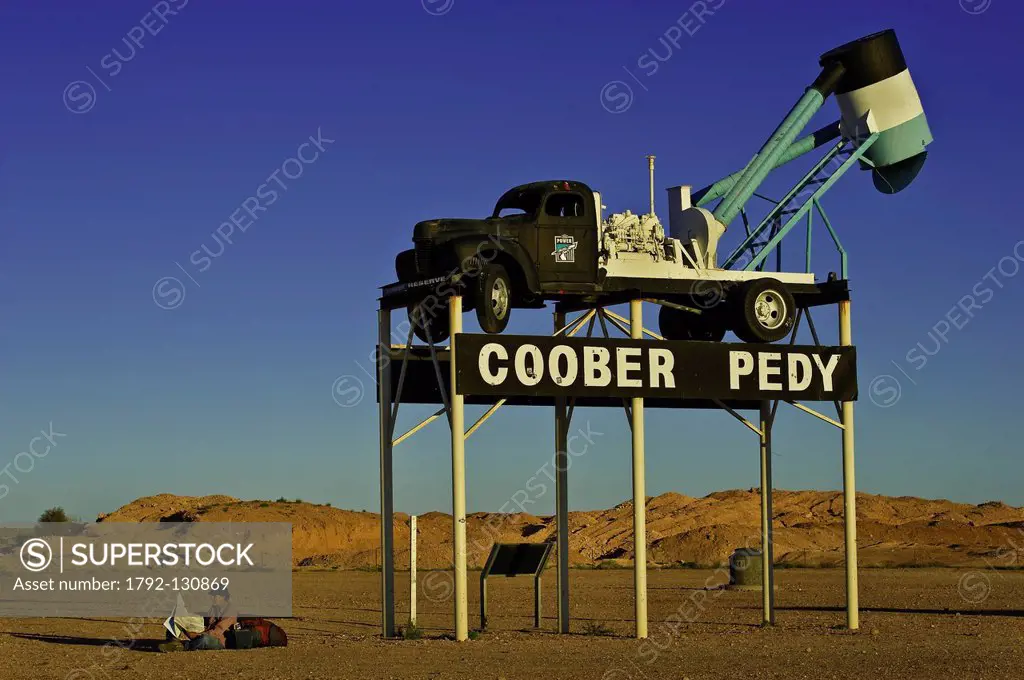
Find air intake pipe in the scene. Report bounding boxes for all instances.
[692,120,842,208]
[712,62,847,227]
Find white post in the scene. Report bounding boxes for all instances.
[839,300,859,630]
[409,515,417,627]
[449,295,469,641]
[630,299,648,639]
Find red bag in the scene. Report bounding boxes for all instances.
[237,617,288,647]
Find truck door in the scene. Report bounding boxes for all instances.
[536,190,597,289]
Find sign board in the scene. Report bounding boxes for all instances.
[480,542,553,630]
[454,334,857,402]
[482,542,553,578]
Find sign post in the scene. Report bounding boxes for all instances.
[630,300,648,640]
[450,296,469,641]
[840,300,858,630]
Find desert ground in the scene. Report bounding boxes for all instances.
[2,567,1023,679]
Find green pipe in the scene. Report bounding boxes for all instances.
[693,120,841,207]
[713,89,825,226]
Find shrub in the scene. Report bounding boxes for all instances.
[582,621,614,636]
[400,624,423,640]
[39,507,69,523]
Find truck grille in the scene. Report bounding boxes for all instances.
[414,240,432,275]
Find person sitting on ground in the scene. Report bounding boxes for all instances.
[159,588,237,652]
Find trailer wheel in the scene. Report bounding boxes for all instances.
[658,306,726,342]
[408,302,450,344]
[476,264,512,334]
[733,279,795,343]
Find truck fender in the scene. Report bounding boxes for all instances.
[450,237,540,295]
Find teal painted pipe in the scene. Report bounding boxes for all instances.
[713,88,825,226]
[693,120,841,207]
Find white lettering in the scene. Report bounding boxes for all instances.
[548,346,578,386]
[649,348,675,388]
[515,345,543,386]
[787,354,812,391]
[195,544,216,566]
[584,347,611,387]
[813,354,841,391]
[758,352,782,391]
[236,543,254,566]
[729,351,754,389]
[71,544,88,566]
[479,343,508,385]
[616,347,643,387]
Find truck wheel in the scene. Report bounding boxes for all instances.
[733,279,795,343]
[658,306,726,342]
[476,264,512,334]
[408,302,450,344]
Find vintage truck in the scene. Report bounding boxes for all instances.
[390,178,817,345]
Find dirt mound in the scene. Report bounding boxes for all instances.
[97,490,1024,569]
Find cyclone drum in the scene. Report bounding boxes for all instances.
[819,29,933,193]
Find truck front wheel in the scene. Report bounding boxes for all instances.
[475,264,512,334]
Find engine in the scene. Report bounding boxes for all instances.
[599,210,672,265]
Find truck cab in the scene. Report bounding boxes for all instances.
[395,180,604,341]
[493,180,600,291]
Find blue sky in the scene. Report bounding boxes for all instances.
[1,0,1022,522]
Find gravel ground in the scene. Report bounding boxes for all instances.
[1,567,1022,679]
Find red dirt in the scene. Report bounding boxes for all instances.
[96,490,1024,569]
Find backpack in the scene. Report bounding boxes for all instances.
[236,618,288,647]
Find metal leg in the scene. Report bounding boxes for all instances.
[554,310,570,634]
[449,296,469,641]
[480,575,487,631]
[630,300,648,639]
[839,300,859,629]
[760,401,776,625]
[535,576,542,629]
[378,309,396,638]
[409,515,417,627]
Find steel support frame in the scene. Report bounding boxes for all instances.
[554,310,571,634]
[376,295,859,639]
[377,308,396,638]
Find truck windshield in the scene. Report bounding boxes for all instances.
[493,189,542,218]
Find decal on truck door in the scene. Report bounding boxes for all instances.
[552,235,577,263]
